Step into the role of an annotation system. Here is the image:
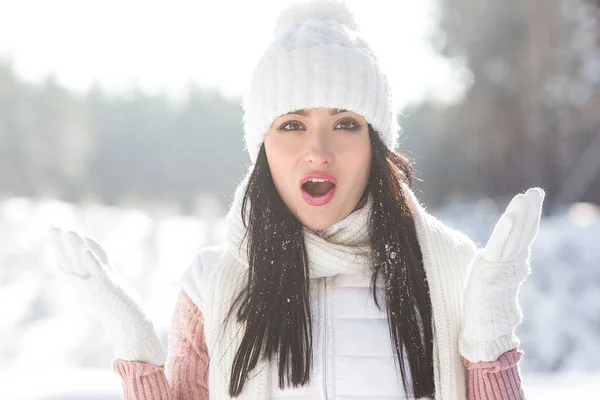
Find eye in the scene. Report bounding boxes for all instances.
[335,118,361,132]
[278,121,305,132]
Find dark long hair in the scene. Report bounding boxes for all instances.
[226,125,435,398]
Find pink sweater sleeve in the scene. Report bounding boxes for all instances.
[112,289,210,399]
[464,347,526,399]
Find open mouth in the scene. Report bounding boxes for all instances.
[302,179,335,196]
[300,175,337,206]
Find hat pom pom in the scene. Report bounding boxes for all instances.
[273,0,358,38]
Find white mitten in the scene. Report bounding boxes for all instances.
[48,226,166,366]
[459,187,544,363]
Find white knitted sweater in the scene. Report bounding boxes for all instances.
[184,177,480,400]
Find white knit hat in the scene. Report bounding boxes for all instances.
[242,0,398,163]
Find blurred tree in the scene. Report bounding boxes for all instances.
[0,61,21,194]
[86,82,247,212]
[407,0,600,210]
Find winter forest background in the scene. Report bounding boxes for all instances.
[1,0,600,398]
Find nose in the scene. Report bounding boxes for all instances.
[305,131,333,166]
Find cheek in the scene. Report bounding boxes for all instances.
[265,133,294,164]
[265,138,295,193]
[343,137,371,186]
[355,152,371,189]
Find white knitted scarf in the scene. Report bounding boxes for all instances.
[202,174,376,399]
[199,173,476,400]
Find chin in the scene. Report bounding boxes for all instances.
[305,221,333,232]
[296,210,336,232]
[302,205,352,232]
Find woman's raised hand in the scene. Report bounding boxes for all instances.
[48,226,167,366]
[459,188,544,363]
[482,187,544,263]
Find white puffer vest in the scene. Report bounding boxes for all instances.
[270,272,413,399]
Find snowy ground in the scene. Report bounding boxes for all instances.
[0,194,598,399]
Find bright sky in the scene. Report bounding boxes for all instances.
[0,0,466,108]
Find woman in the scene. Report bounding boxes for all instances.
[49,1,543,399]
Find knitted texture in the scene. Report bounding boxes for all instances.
[113,290,209,399]
[49,227,166,366]
[463,347,526,399]
[242,0,398,163]
[459,248,532,362]
[112,290,526,400]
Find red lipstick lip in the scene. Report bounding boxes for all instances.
[300,173,338,186]
[300,173,337,206]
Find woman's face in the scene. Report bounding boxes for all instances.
[264,107,371,231]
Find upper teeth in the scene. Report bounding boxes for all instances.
[309,178,328,183]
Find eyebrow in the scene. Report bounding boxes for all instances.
[285,108,349,117]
